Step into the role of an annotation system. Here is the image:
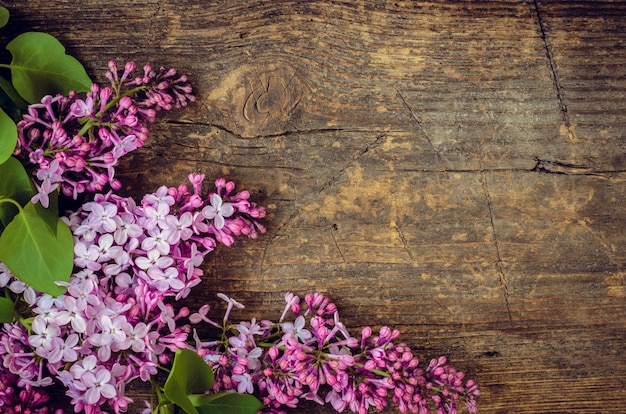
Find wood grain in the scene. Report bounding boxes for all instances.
[1,1,625,413]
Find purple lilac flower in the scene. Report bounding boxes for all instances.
[13,61,195,206]
[0,174,265,414]
[0,369,64,414]
[189,292,480,414]
[0,324,64,414]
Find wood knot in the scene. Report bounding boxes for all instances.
[208,62,306,138]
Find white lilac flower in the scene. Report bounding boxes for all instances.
[281,315,312,343]
[28,317,60,349]
[82,367,116,404]
[88,202,118,233]
[202,193,234,230]
[54,296,88,333]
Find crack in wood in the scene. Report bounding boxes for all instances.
[531,158,624,175]
[147,0,164,42]
[329,224,347,263]
[175,119,345,140]
[258,236,271,273]
[396,89,446,169]
[481,173,513,324]
[393,225,414,261]
[533,0,570,128]
[316,134,386,196]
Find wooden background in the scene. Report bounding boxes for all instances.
[2,1,625,413]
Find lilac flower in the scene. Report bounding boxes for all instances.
[217,293,245,322]
[54,296,87,333]
[157,301,177,333]
[120,322,148,352]
[236,318,264,343]
[73,242,101,271]
[68,356,96,381]
[28,317,60,349]
[82,367,116,404]
[15,61,195,202]
[135,249,173,274]
[164,212,193,244]
[93,315,127,347]
[232,372,254,394]
[141,227,171,255]
[183,242,204,279]
[70,96,94,117]
[203,193,234,230]
[142,202,170,230]
[0,370,63,414]
[189,292,479,414]
[151,267,185,292]
[189,304,216,326]
[31,159,62,208]
[95,233,123,262]
[89,202,118,232]
[142,185,175,207]
[66,278,100,309]
[113,213,143,245]
[32,295,59,324]
[281,315,312,343]
[47,334,79,364]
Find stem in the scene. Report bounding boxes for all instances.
[76,84,148,136]
[0,197,24,214]
[76,119,118,137]
[158,365,171,373]
[352,361,390,377]
[98,85,146,116]
[77,120,93,137]
[150,377,172,414]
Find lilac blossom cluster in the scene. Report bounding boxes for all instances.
[189,292,480,414]
[13,61,195,207]
[1,56,481,414]
[0,324,63,414]
[0,174,265,414]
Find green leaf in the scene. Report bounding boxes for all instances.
[0,7,9,29]
[193,393,264,414]
[0,75,29,112]
[0,295,14,323]
[0,202,72,296]
[6,32,92,104]
[164,348,215,414]
[0,156,34,229]
[0,107,17,164]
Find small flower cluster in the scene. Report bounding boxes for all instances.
[189,292,480,414]
[0,174,265,413]
[0,324,63,414]
[13,61,195,207]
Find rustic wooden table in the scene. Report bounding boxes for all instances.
[3,1,625,413]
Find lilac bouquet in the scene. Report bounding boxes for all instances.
[0,172,266,413]
[189,292,480,414]
[0,10,479,414]
[15,60,195,206]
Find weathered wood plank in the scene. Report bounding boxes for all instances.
[1,1,625,413]
[536,0,626,171]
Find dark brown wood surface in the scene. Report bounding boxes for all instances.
[2,1,625,413]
